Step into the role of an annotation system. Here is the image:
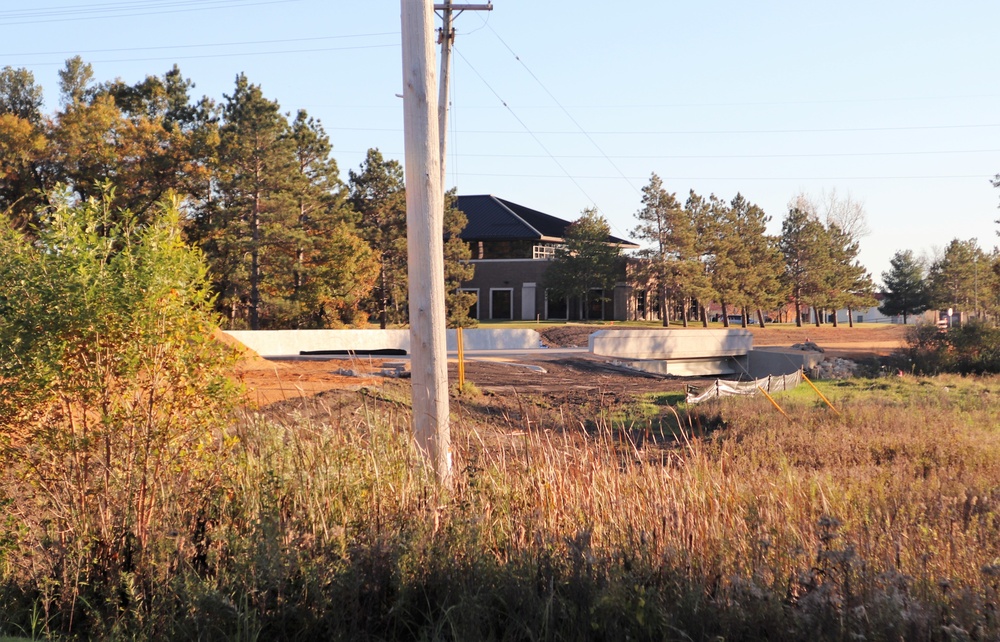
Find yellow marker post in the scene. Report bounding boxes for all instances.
[757,385,791,420]
[801,371,841,416]
[456,326,465,388]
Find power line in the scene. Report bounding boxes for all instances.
[452,47,606,216]
[0,0,303,26]
[14,43,399,67]
[450,171,992,181]
[0,32,399,57]
[327,123,1000,135]
[480,20,641,196]
[336,148,1000,161]
[437,93,1000,110]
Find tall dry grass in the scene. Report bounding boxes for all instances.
[2,377,1000,639]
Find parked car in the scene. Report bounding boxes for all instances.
[712,314,756,325]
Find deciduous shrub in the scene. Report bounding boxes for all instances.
[0,188,239,636]
[904,319,1000,374]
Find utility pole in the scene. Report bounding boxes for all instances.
[401,0,450,485]
[398,0,492,487]
[435,1,492,185]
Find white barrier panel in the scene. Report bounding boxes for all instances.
[224,328,541,357]
[588,328,753,360]
[451,328,540,351]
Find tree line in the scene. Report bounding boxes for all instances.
[0,58,474,330]
[15,58,972,332]
[879,239,1000,324]
[546,173,877,328]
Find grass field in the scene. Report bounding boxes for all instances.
[2,370,999,640]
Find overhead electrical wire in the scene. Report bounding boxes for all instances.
[0,32,399,58]
[448,93,1000,110]
[16,43,398,66]
[480,19,642,197]
[0,0,303,25]
[453,46,606,216]
[337,148,1000,161]
[439,15,1000,205]
[327,122,1000,136]
[452,172,990,182]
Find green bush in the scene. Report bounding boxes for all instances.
[0,188,240,637]
[904,319,1000,375]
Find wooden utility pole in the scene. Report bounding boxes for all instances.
[435,1,492,185]
[401,0,450,485]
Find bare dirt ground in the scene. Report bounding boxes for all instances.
[236,324,909,407]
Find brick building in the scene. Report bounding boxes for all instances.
[455,195,638,321]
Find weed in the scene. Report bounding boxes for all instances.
[2,370,1000,639]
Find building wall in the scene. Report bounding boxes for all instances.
[464,259,550,321]
[463,259,630,321]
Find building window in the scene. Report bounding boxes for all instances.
[478,240,533,259]
[490,288,513,320]
[635,290,646,318]
[545,289,568,320]
[533,245,556,259]
[587,289,605,320]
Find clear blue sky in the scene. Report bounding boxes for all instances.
[8,0,1000,281]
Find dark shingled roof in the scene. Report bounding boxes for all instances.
[455,195,638,247]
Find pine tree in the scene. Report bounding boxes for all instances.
[825,223,875,326]
[927,239,988,316]
[211,73,298,329]
[544,208,623,320]
[443,189,476,328]
[780,208,832,327]
[285,110,378,327]
[349,148,408,328]
[879,250,929,324]
[632,175,709,326]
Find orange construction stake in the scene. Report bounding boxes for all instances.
[757,385,791,420]
[801,371,841,416]
[457,326,465,388]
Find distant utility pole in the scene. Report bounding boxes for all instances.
[401,0,450,485]
[434,1,492,185]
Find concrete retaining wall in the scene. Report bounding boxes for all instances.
[224,328,541,357]
[747,347,825,378]
[589,328,753,360]
[620,355,748,377]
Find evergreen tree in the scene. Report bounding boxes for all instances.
[825,223,876,326]
[632,175,709,327]
[702,193,781,327]
[211,73,297,329]
[285,110,378,327]
[714,193,784,327]
[927,238,989,316]
[748,233,788,326]
[879,250,929,324]
[443,189,476,328]
[349,148,407,328]
[779,208,832,326]
[544,208,623,320]
[683,191,720,326]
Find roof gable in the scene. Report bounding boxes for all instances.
[455,194,637,247]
